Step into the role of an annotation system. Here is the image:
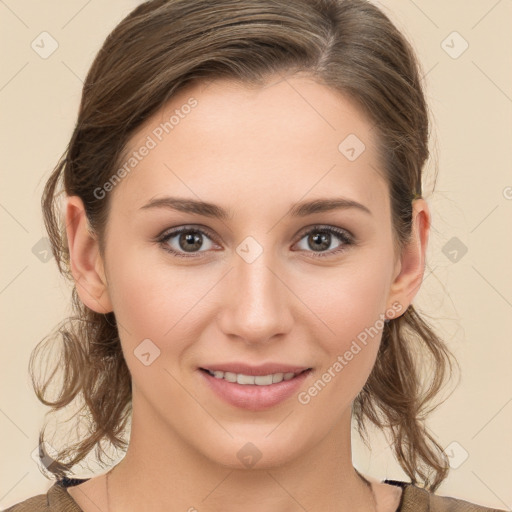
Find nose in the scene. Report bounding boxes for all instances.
[216,249,294,346]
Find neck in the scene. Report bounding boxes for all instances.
[108,392,375,512]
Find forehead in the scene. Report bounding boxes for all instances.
[110,75,388,218]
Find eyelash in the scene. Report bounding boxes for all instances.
[156,224,355,260]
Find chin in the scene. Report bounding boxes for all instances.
[197,432,311,471]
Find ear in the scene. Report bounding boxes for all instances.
[65,195,113,314]
[386,198,431,316]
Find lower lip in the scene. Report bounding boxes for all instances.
[198,369,312,411]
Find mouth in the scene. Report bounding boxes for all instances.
[199,367,312,386]
[198,366,313,411]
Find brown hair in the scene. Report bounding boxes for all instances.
[32,0,459,491]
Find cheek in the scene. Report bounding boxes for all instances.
[294,251,392,392]
[104,253,206,396]
[105,242,218,355]
[296,266,389,412]
[299,256,391,337]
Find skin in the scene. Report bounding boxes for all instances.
[65,73,430,512]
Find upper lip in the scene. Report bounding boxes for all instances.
[200,363,312,376]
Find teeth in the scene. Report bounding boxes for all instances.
[272,373,284,383]
[205,369,302,385]
[224,372,237,383]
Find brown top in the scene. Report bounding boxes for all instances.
[2,478,507,512]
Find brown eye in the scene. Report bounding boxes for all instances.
[293,226,354,258]
[158,226,217,258]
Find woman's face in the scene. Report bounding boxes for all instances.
[70,74,428,469]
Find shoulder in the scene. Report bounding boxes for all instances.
[385,480,508,512]
[2,479,84,512]
[2,493,48,512]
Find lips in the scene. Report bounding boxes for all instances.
[198,365,313,410]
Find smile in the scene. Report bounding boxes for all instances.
[198,367,313,411]
[201,368,310,386]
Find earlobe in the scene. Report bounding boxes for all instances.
[65,195,113,314]
[386,199,431,315]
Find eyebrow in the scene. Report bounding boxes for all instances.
[139,196,372,219]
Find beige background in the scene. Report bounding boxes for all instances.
[1,0,511,510]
